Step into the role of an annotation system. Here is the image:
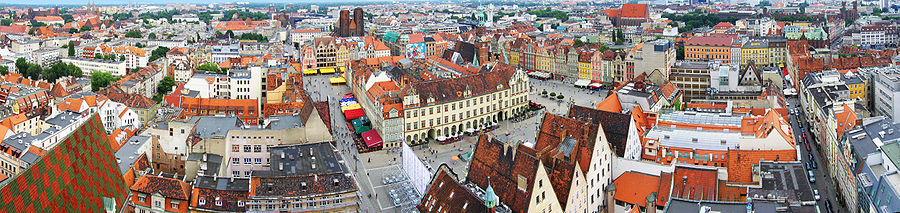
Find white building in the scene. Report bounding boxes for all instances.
[61,57,128,76]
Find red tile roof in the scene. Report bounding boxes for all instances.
[418,164,490,213]
[467,134,541,213]
[131,174,192,200]
[685,36,734,47]
[670,166,719,201]
[621,4,649,18]
[613,172,660,208]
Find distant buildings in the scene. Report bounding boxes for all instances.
[336,8,365,37]
[62,57,128,76]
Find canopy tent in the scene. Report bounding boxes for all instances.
[574,79,590,87]
[340,98,356,103]
[465,128,476,133]
[351,116,370,128]
[588,83,603,88]
[320,67,336,74]
[528,71,551,79]
[460,151,473,161]
[340,101,358,107]
[354,124,372,134]
[343,108,365,120]
[436,136,447,141]
[361,130,383,148]
[339,67,346,72]
[330,77,346,84]
[342,94,354,99]
[303,69,318,75]
[341,104,361,112]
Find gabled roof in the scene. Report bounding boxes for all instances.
[568,105,630,157]
[418,164,490,213]
[131,174,192,200]
[467,134,540,213]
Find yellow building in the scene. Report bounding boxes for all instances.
[741,40,770,66]
[844,72,868,104]
[536,48,553,73]
[684,36,734,62]
[578,52,593,80]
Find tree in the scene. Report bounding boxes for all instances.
[148,32,157,39]
[676,42,685,60]
[599,44,610,52]
[0,19,11,26]
[80,25,91,32]
[155,76,176,101]
[225,30,234,39]
[0,66,8,76]
[557,94,564,99]
[197,62,222,73]
[124,30,142,38]
[91,71,118,92]
[573,39,585,48]
[119,55,126,61]
[24,64,41,80]
[149,46,170,62]
[549,92,557,97]
[67,41,75,57]
[615,29,624,45]
[30,21,46,28]
[60,14,74,23]
[68,27,78,33]
[542,90,547,95]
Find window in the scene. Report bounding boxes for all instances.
[232,145,240,152]
[245,171,251,177]
[171,201,180,209]
[232,158,239,165]
[244,145,252,152]
[254,145,262,152]
[237,200,245,207]
[254,158,262,164]
[233,171,240,177]
[244,158,252,164]
[137,194,146,202]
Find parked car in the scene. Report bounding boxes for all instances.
[805,143,811,151]
[808,170,816,183]
[811,159,817,169]
[824,200,834,213]
[814,189,820,200]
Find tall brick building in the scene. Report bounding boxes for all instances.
[337,8,365,37]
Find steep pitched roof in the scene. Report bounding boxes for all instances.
[418,164,490,213]
[0,114,129,212]
[467,134,540,213]
[131,174,192,200]
[568,105,630,157]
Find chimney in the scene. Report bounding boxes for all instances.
[646,192,658,213]
[605,184,617,213]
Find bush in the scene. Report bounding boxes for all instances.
[549,92,556,97]
[557,95,565,99]
[542,90,547,95]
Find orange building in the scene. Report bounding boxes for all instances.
[130,174,192,213]
[684,36,735,62]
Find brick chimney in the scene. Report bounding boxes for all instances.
[605,184,617,213]
[646,192,657,213]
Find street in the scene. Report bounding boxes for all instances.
[301,74,609,212]
[787,96,845,213]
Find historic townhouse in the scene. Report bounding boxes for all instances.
[402,63,529,144]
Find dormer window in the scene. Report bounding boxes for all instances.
[237,200,244,207]
[199,198,206,205]
[215,197,222,206]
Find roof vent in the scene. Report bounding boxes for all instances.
[301,182,307,190]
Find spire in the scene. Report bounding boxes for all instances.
[484,177,498,208]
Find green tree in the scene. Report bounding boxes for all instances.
[197,62,222,73]
[615,29,624,45]
[155,76,176,101]
[149,46,170,62]
[90,71,119,92]
[573,39,585,48]
[148,32,157,39]
[30,21,46,28]
[80,25,91,32]
[119,55,126,61]
[0,18,11,26]
[24,64,41,80]
[225,30,234,39]
[599,44,610,52]
[68,27,78,33]
[67,41,75,57]
[0,65,8,76]
[124,30,142,38]
[60,14,74,23]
